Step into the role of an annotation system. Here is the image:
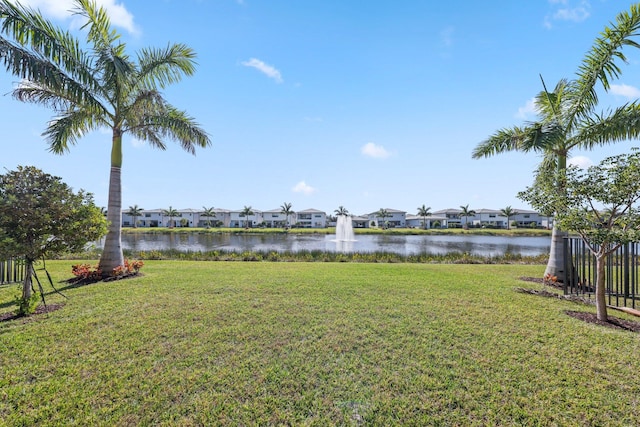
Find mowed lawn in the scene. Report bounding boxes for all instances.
[1,261,640,426]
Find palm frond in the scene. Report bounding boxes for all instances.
[43,108,104,154]
[137,43,197,90]
[0,0,96,88]
[74,0,119,50]
[135,107,210,154]
[573,103,640,150]
[573,4,640,120]
[472,126,530,158]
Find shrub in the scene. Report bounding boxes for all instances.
[15,287,39,315]
[71,264,103,281]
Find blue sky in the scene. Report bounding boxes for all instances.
[2,0,640,216]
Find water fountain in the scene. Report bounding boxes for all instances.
[334,215,356,247]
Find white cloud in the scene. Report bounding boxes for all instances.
[545,0,590,28]
[610,84,640,99]
[361,142,391,159]
[553,5,590,22]
[292,181,316,195]
[13,0,139,35]
[515,98,537,119]
[241,58,283,83]
[568,155,593,169]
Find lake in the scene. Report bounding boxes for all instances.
[117,233,551,257]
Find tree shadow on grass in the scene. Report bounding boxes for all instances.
[0,273,142,324]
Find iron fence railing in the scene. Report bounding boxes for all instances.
[564,237,639,309]
[0,258,25,285]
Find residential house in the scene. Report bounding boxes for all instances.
[229,209,262,228]
[262,208,289,228]
[296,209,327,228]
[405,214,448,229]
[433,208,463,228]
[367,209,406,228]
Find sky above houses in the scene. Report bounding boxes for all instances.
[2,0,640,216]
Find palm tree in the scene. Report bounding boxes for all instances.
[500,206,517,230]
[280,202,294,229]
[458,204,476,230]
[334,206,349,216]
[241,206,254,229]
[417,204,432,230]
[126,205,144,228]
[376,208,390,229]
[472,5,640,281]
[162,206,179,228]
[201,206,216,229]
[0,0,211,276]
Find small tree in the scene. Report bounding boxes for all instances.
[334,206,349,216]
[500,206,517,230]
[0,166,107,315]
[126,205,144,228]
[459,204,476,229]
[376,208,390,229]
[417,204,432,229]
[162,206,179,228]
[241,206,254,228]
[280,202,294,228]
[202,206,216,229]
[519,151,640,322]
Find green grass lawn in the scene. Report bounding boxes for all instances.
[1,261,639,425]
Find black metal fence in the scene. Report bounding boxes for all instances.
[564,237,639,308]
[0,258,24,285]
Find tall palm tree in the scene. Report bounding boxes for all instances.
[201,206,216,229]
[162,206,179,228]
[126,205,144,228]
[241,206,254,229]
[376,208,390,229]
[472,4,640,281]
[417,204,432,230]
[334,206,349,216]
[0,0,211,276]
[500,206,517,230]
[458,204,476,230]
[280,202,294,228]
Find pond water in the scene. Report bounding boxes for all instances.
[116,233,551,257]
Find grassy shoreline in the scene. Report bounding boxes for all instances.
[122,226,552,237]
[2,261,639,425]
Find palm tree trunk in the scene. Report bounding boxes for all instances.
[595,253,608,322]
[544,226,567,283]
[98,166,124,276]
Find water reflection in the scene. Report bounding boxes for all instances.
[115,233,550,257]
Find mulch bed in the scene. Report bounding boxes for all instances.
[517,277,640,333]
[0,302,65,323]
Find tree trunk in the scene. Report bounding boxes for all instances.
[98,166,124,276]
[544,226,567,282]
[21,261,33,303]
[595,253,608,322]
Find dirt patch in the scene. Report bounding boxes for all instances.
[0,302,65,323]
